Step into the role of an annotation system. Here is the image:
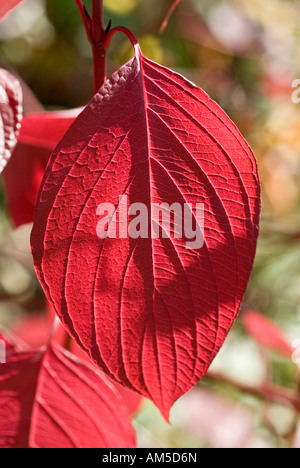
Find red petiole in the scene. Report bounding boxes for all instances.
[74,0,138,93]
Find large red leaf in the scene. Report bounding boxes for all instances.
[31,45,261,419]
[0,342,136,448]
[0,0,26,21]
[0,69,22,173]
[242,310,292,358]
[3,110,78,226]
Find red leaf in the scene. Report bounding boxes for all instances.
[0,69,22,173]
[0,343,136,448]
[11,304,143,416]
[0,330,24,354]
[0,0,26,21]
[242,310,292,358]
[11,306,143,416]
[3,110,77,226]
[18,109,80,151]
[31,45,260,419]
[3,143,51,226]
[11,313,55,349]
[114,384,143,417]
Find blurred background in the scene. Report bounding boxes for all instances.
[1,0,300,448]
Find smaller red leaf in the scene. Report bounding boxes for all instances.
[3,143,51,226]
[18,109,80,151]
[11,313,55,349]
[3,110,78,226]
[113,385,143,417]
[0,343,136,448]
[11,307,143,417]
[0,348,40,448]
[242,310,292,358]
[0,330,24,354]
[0,0,27,21]
[0,69,22,173]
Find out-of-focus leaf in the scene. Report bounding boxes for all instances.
[3,110,78,226]
[18,109,80,150]
[3,142,51,226]
[104,0,138,15]
[243,310,293,358]
[178,388,272,448]
[0,0,27,21]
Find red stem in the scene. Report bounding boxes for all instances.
[92,44,106,92]
[92,0,104,43]
[74,0,106,92]
[74,2,138,93]
[92,26,139,92]
[91,0,106,92]
[102,26,139,51]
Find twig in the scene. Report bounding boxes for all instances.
[75,0,106,91]
[206,371,300,411]
[160,0,182,34]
